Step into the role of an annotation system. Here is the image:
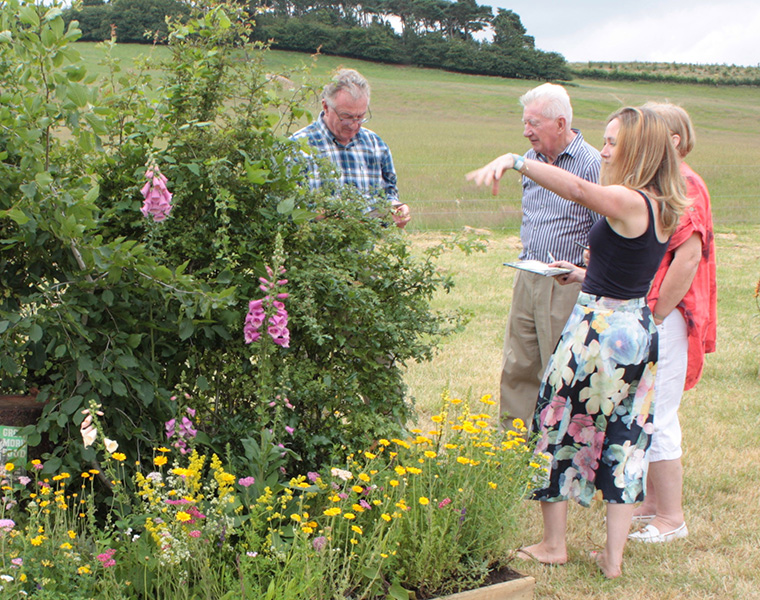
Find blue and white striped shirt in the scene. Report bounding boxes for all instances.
[519,130,601,266]
[291,113,400,208]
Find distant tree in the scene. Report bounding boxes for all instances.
[492,8,534,49]
[444,0,492,40]
[109,0,190,43]
[64,0,190,43]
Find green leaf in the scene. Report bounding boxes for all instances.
[245,164,270,184]
[179,319,195,340]
[186,163,201,176]
[387,581,410,600]
[196,375,209,391]
[4,208,29,225]
[20,182,37,200]
[277,197,295,214]
[25,431,42,447]
[42,456,62,475]
[126,334,142,349]
[29,323,43,342]
[291,208,317,225]
[112,379,128,397]
[19,5,41,27]
[217,9,231,29]
[61,396,82,415]
[78,355,94,373]
[115,354,138,369]
[67,83,90,108]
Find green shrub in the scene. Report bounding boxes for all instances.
[0,0,468,485]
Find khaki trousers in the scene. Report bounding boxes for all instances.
[499,270,581,429]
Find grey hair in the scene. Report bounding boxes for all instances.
[519,82,573,127]
[322,68,371,104]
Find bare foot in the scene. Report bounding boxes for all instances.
[515,543,567,565]
[590,550,622,579]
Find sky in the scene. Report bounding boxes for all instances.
[483,0,760,67]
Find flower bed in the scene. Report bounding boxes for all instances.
[0,394,543,599]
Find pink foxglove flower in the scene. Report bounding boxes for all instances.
[140,163,173,222]
[245,266,290,347]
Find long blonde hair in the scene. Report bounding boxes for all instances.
[600,106,689,236]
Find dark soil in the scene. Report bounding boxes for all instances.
[410,564,524,599]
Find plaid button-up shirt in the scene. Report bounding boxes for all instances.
[291,113,400,208]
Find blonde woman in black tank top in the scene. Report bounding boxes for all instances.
[467,107,689,578]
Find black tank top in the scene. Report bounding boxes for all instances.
[582,190,670,300]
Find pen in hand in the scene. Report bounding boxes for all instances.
[547,250,557,263]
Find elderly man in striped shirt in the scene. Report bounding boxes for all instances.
[500,83,601,432]
[291,68,411,228]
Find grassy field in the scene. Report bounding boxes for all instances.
[76,43,760,598]
[74,43,760,229]
[254,50,760,230]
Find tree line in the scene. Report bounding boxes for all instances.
[64,0,571,81]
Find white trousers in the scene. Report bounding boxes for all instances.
[648,309,689,462]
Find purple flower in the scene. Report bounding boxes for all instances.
[238,476,255,488]
[140,165,173,222]
[0,518,15,533]
[285,426,294,435]
[244,266,290,346]
[244,299,267,344]
[312,536,327,552]
[307,471,320,483]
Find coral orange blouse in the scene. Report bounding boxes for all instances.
[648,162,717,390]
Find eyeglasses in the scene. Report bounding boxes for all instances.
[328,104,372,125]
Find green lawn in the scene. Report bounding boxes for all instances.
[75,42,760,229]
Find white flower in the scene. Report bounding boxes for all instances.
[104,438,119,453]
[80,415,97,448]
[0,574,13,582]
[330,467,353,481]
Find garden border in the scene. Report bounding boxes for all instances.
[432,575,535,600]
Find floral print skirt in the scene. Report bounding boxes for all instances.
[530,292,658,506]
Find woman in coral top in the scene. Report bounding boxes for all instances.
[628,103,717,544]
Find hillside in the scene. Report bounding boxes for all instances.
[569,61,760,86]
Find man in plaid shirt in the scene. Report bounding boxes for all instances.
[291,68,411,228]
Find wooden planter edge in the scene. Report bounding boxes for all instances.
[432,575,535,600]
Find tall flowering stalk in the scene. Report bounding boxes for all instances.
[140,159,173,222]
[244,238,290,349]
[244,233,292,417]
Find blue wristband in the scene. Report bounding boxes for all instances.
[511,153,526,172]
